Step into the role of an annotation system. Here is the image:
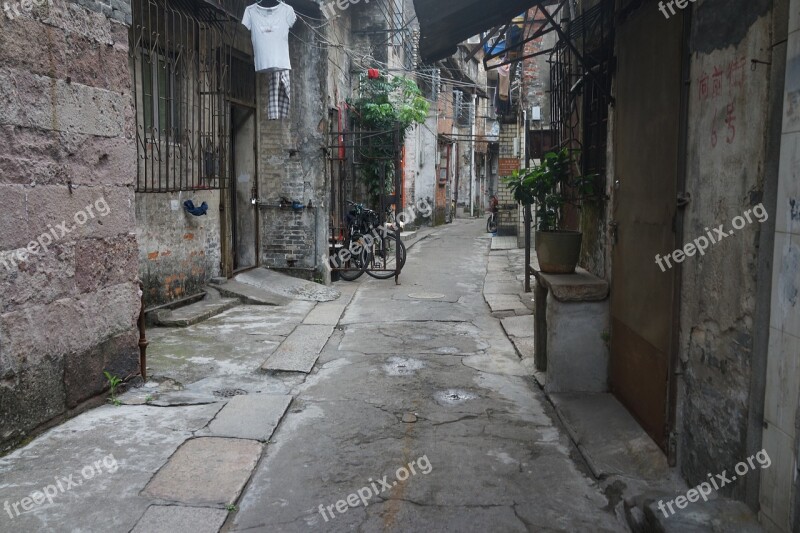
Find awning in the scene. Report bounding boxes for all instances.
[414,0,544,62]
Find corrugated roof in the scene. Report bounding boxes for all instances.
[413,0,545,62]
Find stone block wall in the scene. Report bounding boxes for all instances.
[0,0,139,451]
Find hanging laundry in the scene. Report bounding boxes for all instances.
[268,69,291,120]
[242,1,297,73]
[498,63,510,102]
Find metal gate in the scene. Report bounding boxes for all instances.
[328,106,406,283]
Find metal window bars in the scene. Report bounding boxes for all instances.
[548,0,614,178]
[130,0,241,193]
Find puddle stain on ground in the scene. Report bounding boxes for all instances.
[434,389,479,405]
[383,357,425,376]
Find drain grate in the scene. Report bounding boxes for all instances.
[212,388,248,398]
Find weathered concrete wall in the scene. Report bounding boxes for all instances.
[0,0,139,451]
[413,112,438,221]
[678,0,775,501]
[135,191,222,307]
[759,0,800,528]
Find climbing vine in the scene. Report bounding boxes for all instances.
[348,74,429,203]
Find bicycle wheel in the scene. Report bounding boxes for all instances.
[334,236,372,281]
[487,214,497,233]
[367,233,407,279]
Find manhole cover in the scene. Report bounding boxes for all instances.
[213,388,248,398]
[408,293,446,300]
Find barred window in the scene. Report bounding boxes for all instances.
[130,0,237,193]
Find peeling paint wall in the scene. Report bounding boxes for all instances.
[678,0,776,500]
[135,191,222,307]
[0,0,139,451]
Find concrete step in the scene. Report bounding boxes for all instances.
[213,279,289,306]
[154,296,238,327]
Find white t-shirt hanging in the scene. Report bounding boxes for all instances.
[242,2,297,72]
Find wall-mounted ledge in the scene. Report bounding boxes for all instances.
[530,266,609,302]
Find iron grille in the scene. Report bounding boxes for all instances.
[130,0,238,192]
[548,0,614,178]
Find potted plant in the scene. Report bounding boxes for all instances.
[504,149,597,274]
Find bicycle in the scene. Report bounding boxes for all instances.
[336,201,407,281]
[331,203,371,281]
[487,211,498,233]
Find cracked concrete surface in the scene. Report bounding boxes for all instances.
[230,220,624,532]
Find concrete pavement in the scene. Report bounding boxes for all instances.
[0,219,625,532]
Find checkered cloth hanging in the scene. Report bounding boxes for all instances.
[268,70,291,120]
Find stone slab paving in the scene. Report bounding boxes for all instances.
[483,280,524,294]
[261,324,335,373]
[485,293,530,314]
[302,303,348,325]
[501,315,535,338]
[509,336,535,359]
[0,403,222,532]
[142,437,263,506]
[490,236,519,250]
[199,394,292,441]
[131,505,228,533]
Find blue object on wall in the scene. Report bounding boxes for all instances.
[183,200,209,216]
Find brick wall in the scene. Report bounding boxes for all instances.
[0,0,139,451]
[257,20,328,277]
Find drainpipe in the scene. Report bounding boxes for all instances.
[137,281,149,381]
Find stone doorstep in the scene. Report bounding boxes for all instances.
[545,393,763,532]
[154,298,239,328]
[141,437,263,507]
[214,279,290,306]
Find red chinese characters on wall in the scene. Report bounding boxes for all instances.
[698,56,747,148]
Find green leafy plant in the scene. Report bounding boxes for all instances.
[348,74,429,203]
[226,504,238,512]
[104,371,122,406]
[503,149,598,231]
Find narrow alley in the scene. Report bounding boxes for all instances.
[0,221,622,532]
[2,0,798,530]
